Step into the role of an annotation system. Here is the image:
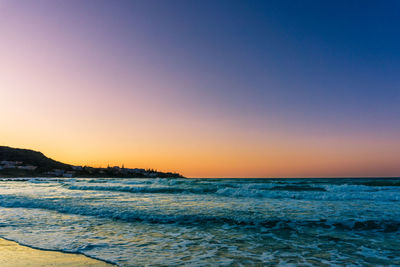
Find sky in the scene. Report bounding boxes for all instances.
[1,0,399,178]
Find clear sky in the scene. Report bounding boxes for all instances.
[1,0,399,177]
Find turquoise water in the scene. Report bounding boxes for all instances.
[0,178,399,266]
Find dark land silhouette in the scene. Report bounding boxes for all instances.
[0,146,183,178]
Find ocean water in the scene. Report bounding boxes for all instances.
[0,178,399,266]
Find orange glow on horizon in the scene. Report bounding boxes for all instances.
[1,127,399,178]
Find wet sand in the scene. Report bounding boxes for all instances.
[0,238,114,266]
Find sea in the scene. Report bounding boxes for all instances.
[0,177,399,266]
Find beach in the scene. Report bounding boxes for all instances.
[0,238,113,267]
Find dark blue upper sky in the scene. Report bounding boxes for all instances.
[83,0,400,133]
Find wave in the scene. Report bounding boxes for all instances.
[63,183,400,202]
[0,194,398,232]
[215,187,400,201]
[354,180,400,187]
[65,181,327,195]
[67,185,216,194]
[270,185,326,191]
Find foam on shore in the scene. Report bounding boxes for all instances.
[0,238,114,267]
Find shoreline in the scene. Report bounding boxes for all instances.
[0,237,115,266]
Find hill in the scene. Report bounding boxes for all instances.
[0,146,183,178]
[0,146,70,172]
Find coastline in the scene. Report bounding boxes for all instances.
[0,238,114,266]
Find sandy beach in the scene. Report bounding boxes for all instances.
[0,238,113,267]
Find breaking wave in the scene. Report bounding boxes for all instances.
[67,185,215,194]
[64,181,400,202]
[0,194,398,232]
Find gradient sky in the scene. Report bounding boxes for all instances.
[1,0,399,177]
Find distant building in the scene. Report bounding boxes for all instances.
[1,161,17,165]
[17,165,37,171]
[72,166,83,171]
[47,169,65,177]
[3,164,16,169]
[128,168,146,174]
[63,171,75,178]
[1,161,18,168]
[1,161,25,169]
